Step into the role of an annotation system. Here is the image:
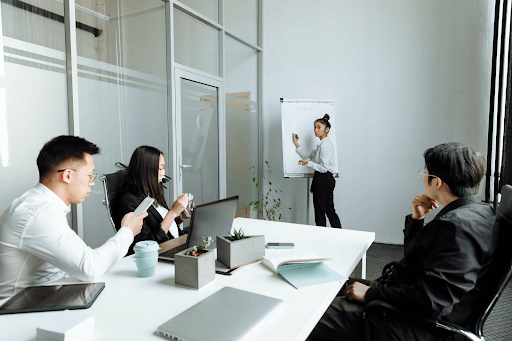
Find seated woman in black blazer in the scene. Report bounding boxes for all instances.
[117,146,190,256]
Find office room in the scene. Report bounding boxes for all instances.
[1,0,512,340]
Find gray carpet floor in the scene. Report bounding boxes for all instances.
[352,243,512,341]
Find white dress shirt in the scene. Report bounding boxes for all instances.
[152,203,180,238]
[296,136,337,174]
[0,183,134,298]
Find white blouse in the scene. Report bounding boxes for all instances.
[153,203,180,238]
[296,136,337,174]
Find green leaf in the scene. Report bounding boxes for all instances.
[265,201,268,205]
[269,182,272,186]
[253,178,256,182]
[265,160,268,164]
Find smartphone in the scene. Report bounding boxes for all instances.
[133,197,154,217]
[266,243,295,249]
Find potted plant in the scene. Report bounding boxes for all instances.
[217,228,265,269]
[175,236,215,289]
[248,161,291,221]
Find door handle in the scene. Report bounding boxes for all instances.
[179,157,192,182]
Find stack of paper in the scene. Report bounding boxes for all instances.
[36,310,95,341]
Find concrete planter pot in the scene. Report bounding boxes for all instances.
[217,235,265,269]
[175,247,215,289]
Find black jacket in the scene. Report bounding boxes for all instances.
[117,192,185,256]
[365,195,496,326]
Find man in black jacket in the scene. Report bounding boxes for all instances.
[307,142,496,341]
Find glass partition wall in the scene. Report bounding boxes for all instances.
[0,0,69,220]
[0,0,262,247]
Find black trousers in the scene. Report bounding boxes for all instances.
[307,279,452,341]
[311,171,341,228]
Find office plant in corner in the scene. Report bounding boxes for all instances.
[248,161,291,221]
[217,228,265,269]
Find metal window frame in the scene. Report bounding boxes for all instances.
[62,0,263,236]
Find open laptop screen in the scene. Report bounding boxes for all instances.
[187,195,239,249]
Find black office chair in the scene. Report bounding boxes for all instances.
[363,184,512,341]
[100,171,126,232]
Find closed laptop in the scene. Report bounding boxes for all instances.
[157,287,283,341]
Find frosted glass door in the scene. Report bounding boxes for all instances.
[175,70,225,206]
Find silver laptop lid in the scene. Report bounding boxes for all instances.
[157,287,283,341]
[187,196,239,250]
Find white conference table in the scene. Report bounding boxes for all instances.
[0,218,374,341]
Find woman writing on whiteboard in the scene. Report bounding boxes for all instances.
[293,114,341,228]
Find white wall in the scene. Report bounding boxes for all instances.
[263,0,495,243]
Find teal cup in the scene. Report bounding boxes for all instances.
[133,241,159,277]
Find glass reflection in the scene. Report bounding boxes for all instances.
[181,79,219,205]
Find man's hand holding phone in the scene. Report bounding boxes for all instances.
[121,211,148,236]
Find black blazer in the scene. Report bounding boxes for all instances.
[117,192,185,256]
[365,195,496,325]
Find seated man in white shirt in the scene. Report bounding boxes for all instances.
[0,135,147,298]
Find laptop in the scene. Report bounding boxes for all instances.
[157,287,283,341]
[158,195,239,262]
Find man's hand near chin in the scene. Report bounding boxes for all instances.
[411,194,438,220]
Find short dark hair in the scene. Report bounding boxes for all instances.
[423,142,486,197]
[315,114,332,130]
[37,135,100,181]
[124,146,166,207]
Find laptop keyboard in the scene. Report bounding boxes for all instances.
[159,243,187,258]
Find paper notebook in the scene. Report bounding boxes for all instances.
[262,251,345,289]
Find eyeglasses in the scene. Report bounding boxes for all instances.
[417,169,437,181]
[57,169,97,184]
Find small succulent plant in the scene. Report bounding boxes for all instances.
[186,236,213,256]
[229,228,246,241]
[198,236,214,250]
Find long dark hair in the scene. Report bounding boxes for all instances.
[315,114,331,130]
[124,146,166,207]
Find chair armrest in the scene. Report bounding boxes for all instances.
[364,300,481,341]
[381,261,398,275]
[434,321,482,341]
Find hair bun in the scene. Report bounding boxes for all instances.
[323,114,330,121]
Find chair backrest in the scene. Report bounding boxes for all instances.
[100,171,126,232]
[469,184,512,336]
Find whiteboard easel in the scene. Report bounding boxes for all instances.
[280,98,339,225]
[280,98,339,178]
